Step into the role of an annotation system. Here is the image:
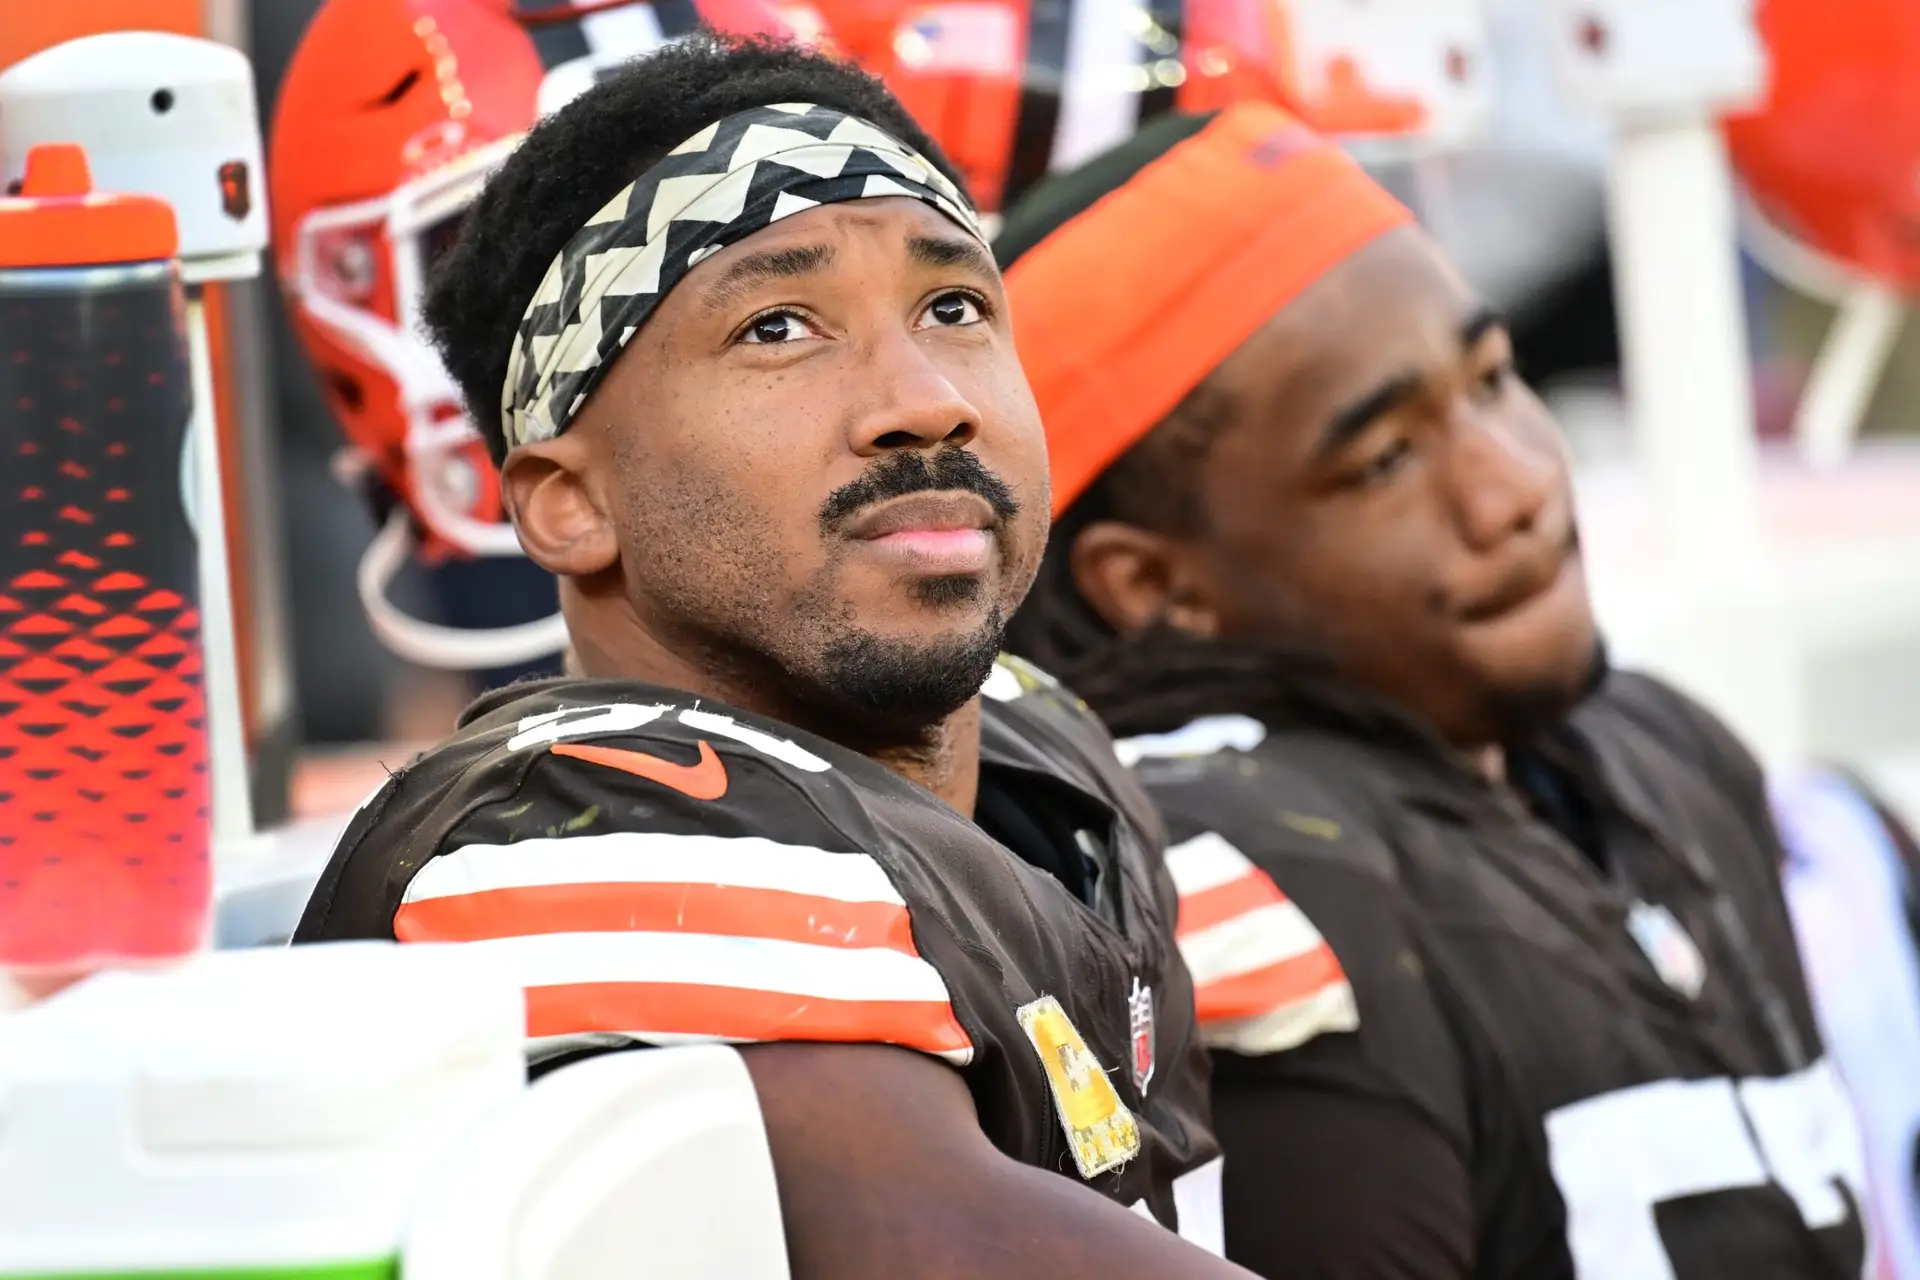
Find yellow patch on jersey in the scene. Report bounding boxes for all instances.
[997,652,1062,693]
[1278,810,1342,841]
[1017,995,1140,1179]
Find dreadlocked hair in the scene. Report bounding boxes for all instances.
[996,113,1330,738]
[1003,377,1332,738]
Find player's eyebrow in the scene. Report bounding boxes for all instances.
[1315,371,1424,462]
[1313,305,1510,462]
[697,243,837,313]
[907,234,997,279]
[1458,304,1506,351]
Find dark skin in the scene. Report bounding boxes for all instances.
[1071,225,1600,768]
[1067,224,1600,1279]
[507,197,1051,813]
[500,196,1252,1280]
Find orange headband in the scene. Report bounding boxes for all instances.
[1004,104,1414,516]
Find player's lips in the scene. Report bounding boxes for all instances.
[845,491,996,574]
[1459,529,1581,624]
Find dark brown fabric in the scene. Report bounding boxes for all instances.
[1213,1071,1474,1279]
[1133,669,1865,1280]
[296,663,1217,1231]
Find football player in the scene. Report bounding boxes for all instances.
[1001,103,1868,1279]
[270,0,831,681]
[293,36,1248,1279]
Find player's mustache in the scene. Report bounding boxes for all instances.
[818,446,1022,533]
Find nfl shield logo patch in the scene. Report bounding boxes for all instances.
[1128,977,1155,1094]
[1626,900,1708,1000]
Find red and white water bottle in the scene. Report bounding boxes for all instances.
[0,144,210,981]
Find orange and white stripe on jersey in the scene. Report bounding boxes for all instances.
[1167,832,1359,1056]
[395,831,974,1066]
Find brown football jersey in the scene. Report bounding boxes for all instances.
[294,655,1222,1244]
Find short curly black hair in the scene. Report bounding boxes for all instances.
[423,35,966,464]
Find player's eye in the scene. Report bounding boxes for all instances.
[738,309,819,345]
[1475,359,1516,402]
[1355,437,1414,487]
[917,290,988,330]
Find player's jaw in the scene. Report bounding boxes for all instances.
[772,445,1032,734]
[1444,524,1600,738]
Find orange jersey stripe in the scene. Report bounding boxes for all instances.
[1194,945,1348,1025]
[396,881,919,953]
[527,979,974,1058]
[1177,869,1289,938]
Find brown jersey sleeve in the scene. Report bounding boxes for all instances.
[1141,752,1487,1276]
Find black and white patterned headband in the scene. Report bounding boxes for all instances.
[501,102,986,448]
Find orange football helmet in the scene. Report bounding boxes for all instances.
[1725,0,1920,292]
[269,0,825,669]
[817,0,1315,215]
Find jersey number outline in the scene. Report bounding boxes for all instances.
[507,701,833,774]
[1544,1059,1866,1279]
[1129,1156,1226,1257]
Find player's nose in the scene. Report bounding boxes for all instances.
[845,327,980,456]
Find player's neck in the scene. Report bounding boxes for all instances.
[867,702,982,818]
[567,615,984,817]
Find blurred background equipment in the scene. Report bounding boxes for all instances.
[1540,0,1808,770]
[1275,0,1491,148]
[0,144,211,979]
[1551,0,1770,563]
[815,0,1489,218]
[1772,767,1920,1280]
[1555,0,1920,820]
[1,30,277,850]
[1725,0,1920,469]
[0,943,794,1279]
[1,18,297,830]
[269,0,569,678]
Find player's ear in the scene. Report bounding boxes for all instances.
[500,432,619,577]
[1068,519,1222,639]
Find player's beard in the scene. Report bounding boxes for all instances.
[796,446,1024,730]
[816,601,1008,724]
[1482,634,1613,744]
